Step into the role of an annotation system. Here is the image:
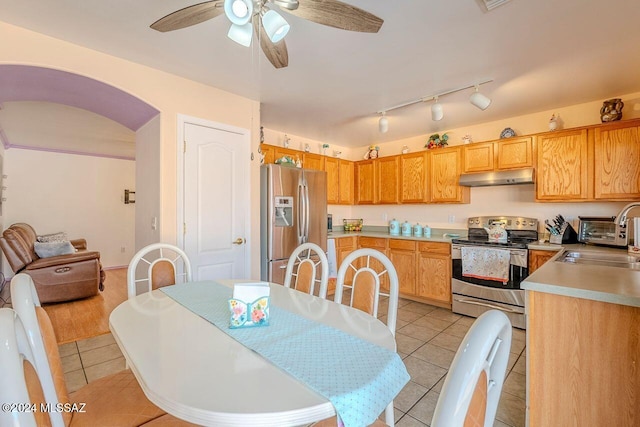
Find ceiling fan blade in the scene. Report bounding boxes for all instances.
[150,1,224,32]
[285,0,383,33]
[254,16,289,69]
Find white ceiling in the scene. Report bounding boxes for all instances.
[1,0,639,147]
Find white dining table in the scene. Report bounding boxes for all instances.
[109,279,399,426]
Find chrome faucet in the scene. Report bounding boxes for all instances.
[616,202,640,226]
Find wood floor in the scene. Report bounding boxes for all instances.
[43,268,128,344]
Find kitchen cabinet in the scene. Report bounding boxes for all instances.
[528,249,556,273]
[325,158,354,205]
[463,137,533,173]
[535,129,589,201]
[338,160,354,204]
[357,237,389,291]
[416,242,452,306]
[400,152,429,203]
[355,160,376,204]
[274,146,300,162]
[527,291,640,426]
[388,239,416,295]
[376,155,400,204]
[328,235,357,295]
[594,120,640,200]
[428,146,470,204]
[260,144,275,164]
[303,152,324,171]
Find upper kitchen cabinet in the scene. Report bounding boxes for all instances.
[274,146,300,161]
[428,146,470,204]
[594,120,640,200]
[303,152,324,171]
[535,129,589,201]
[463,137,532,173]
[355,160,376,204]
[325,157,354,205]
[400,152,429,203]
[260,144,275,164]
[376,155,400,204]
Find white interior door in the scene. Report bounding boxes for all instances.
[182,120,250,280]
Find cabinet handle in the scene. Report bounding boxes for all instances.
[455,298,520,314]
[55,267,71,273]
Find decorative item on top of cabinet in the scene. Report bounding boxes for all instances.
[528,249,556,274]
[428,146,470,204]
[535,129,589,201]
[500,127,516,139]
[548,114,559,131]
[600,98,624,122]
[424,133,449,149]
[400,152,428,203]
[593,119,640,200]
[364,145,380,159]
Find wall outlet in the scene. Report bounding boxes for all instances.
[448,215,456,223]
[382,213,388,221]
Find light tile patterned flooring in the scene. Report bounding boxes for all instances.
[58,296,526,427]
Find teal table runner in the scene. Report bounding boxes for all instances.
[161,282,410,427]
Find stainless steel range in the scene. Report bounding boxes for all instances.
[451,216,538,329]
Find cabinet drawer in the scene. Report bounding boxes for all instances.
[358,237,387,249]
[335,236,357,248]
[389,239,417,251]
[418,242,450,255]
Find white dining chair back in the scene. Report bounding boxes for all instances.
[0,307,50,427]
[284,243,329,298]
[127,243,192,299]
[431,310,513,427]
[335,248,399,427]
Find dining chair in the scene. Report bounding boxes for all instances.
[431,310,513,427]
[334,248,399,427]
[8,273,174,427]
[127,242,192,299]
[284,242,329,298]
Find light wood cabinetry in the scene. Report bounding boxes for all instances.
[400,152,429,203]
[338,160,354,204]
[463,137,532,173]
[527,291,640,426]
[357,237,389,291]
[464,142,494,172]
[594,121,640,199]
[376,156,400,204]
[528,249,556,273]
[535,129,589,201]
[328,236,357,295]
[388,239,416,295]
[416,242,452,306]
[274,146,300,162]
[355,160,376,204]
[260,144,275,164]
[303,153,324,171]
[428,146,470,204]
[325,158,354,205]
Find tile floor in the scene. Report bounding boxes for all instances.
[58,297,526,427]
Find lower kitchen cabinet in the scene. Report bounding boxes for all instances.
[328,236,357,295]
[528,249,557,273]
[416,242,452,307]
[358,237,389,291]
[388,239,416,295]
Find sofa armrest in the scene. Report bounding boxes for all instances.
[26,251,101,270]
[70,239,87,251]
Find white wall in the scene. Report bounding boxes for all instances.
[134,115,161,251]
[3,149,135,270]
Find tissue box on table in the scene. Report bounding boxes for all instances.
[228,282,270,328]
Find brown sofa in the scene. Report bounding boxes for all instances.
[0,223,105,303]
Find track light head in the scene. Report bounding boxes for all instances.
[378,112,389,133]
[470,85,491,110]
[431,97,443,121]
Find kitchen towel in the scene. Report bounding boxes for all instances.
[327,238,338,279]
[461,246,510,283]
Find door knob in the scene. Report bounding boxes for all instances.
[232,238,245,245]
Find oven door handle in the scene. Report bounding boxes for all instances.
[455,298,521,314]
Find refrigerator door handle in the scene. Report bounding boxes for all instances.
[297,182,305,244]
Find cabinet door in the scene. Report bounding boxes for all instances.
[400,152,428,203]
[324,157,340,204]
[357,237,389,291]
[260,144,275,164]
[274,146,300,161]
[428,147,470,203]
[416,252,451,304]
[535,129,589,201]
[303,153,324,171]
[376,156,400,204]
[338,160,355,205]
[355,160,376,204]
[497,137,533,170]
[388,239,416,295]
[335,236,357,291]
[594,122,640,199]
[528,250,556,274]
[464,142,494,172]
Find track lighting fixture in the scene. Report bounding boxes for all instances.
[378,112,389,133]
[375,79,493,131]
[470,85,492,110]
[431,97,443,121]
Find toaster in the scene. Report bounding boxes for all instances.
[577,216,631,247]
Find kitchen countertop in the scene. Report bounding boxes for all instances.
[522,243,640,308]
[327,228,466,244]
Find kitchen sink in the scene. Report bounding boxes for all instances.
[556,250,640,269]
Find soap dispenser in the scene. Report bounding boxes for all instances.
[389,219,400,236]
[401,220,412,236]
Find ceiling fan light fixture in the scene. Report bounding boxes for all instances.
[470,85,491,110]
[378,112,389,133]
[262,10,290,43]
[227,22,253,47]
[224,0,254,26]
[431,98,444,121]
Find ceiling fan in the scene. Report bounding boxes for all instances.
[150,0,383,69]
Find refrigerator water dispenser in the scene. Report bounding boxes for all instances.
[274,196,294,227]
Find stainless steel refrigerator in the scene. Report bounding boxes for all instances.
[260,164,327,284]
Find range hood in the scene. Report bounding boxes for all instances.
[459,168,535,187]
